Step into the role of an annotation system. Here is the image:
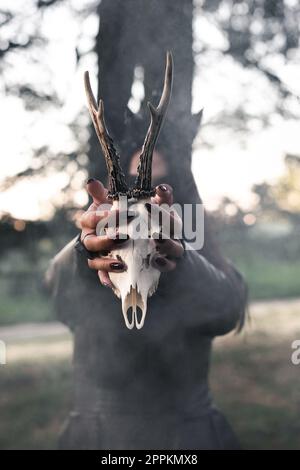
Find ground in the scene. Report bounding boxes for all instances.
[0,298,299,449]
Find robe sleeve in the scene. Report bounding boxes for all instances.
[44,237,96,330]
[158,243,247,336]
[45,237,247,336]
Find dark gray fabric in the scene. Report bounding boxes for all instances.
[46,238,245,450]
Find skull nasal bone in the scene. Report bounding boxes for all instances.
[122,286,146,330]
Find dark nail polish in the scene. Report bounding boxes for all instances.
[145,203,151,213]
[87,177,96,184]
[156,257,167,267]
[158,184,167,192]
[110,262,125,271]
[114,235,129,244]
[127,210,137,218]
[152,231,164,241]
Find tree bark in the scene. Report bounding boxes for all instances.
[88,0,200,208]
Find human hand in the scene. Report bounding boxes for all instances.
[79,179,184,289]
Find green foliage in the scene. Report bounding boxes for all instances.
[0,233,71,325]
[221,231,300,300]
[0,284,52,325]
[252,155,300,224]
[234,257,300,300]
[1,227,299,326]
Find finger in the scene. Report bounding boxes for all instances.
[145,203,182,237]
[81,228,96,244]
[155,239,184,258]
[84,233,129,252]
[86,179,110,205]
[88,257,126,272]
[84,234,114,252]
[152,184,173,206]
[81,209,136,232]
[80,210,112,230]
[98,270,114,289]
[96,210,136,232]
[151,254,177,272]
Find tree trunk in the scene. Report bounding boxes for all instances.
[88,0,201,207]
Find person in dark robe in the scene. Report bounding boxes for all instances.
[45,145,247,450]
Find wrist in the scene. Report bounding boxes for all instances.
[74,233,98,260]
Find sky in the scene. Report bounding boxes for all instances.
[0,0,300,220]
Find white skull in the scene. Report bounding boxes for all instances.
[84,52,173,330]
[102,199,161,330]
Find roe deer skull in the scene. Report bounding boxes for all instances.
[84,52,173,329]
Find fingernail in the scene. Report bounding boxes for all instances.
[158,184,167,192]
[127,210,137,218]
[152,231,165,241]
[155,257,167,267]
[110,262,125,271]
[87,177,96,184]
[103,283,111,289]
[145,203,151,213]
[114,235,129,244]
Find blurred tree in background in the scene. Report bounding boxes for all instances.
[0,0,300,323]
[1,0,299,193]
[255,154,300,223]
[1,3,300,453]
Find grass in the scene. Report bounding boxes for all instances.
[0,336,72,450]
[211,298,300,449]
[212,341,300,449]
[233,257,300,300]
[0,361,71,450]
[1,256,300,325]
[0,248,53,326]
[0,283,52,325]
[221,233,300,301]
[1,232,300,325]
[0,299,300,449]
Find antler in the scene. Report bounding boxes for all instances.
[132,51,173,198]
[84,71,129,198]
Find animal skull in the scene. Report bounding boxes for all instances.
[107,199,161,329]
[84,52,173,329]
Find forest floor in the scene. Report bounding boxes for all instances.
[0,298,300,449]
